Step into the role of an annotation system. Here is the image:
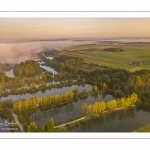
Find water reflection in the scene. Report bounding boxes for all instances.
[30,102,75,124]
[4,69,14,78]
[66,108,150,132]
[1,84,93,101]
[39,65,58,78]
[30,94,114,124]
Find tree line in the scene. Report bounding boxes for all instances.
[27,118,54,132]
[103,48,124,52]
[81,93,139,116]
[13,87,89,114]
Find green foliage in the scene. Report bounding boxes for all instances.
[81,93,138,116]
[91,85,99,95]
[27,118,54,132]
[128,75,143,89]
[13,60,46,77]
[133,124,150,132]
[13,90,75,114]
[79,88,88,99]
[0,100,14,121]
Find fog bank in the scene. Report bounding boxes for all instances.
[0,40,96,64]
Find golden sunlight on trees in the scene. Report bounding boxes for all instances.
[81,93,138,116]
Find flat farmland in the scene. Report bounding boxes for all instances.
[62,43,150,72]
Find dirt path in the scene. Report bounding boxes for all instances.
[10,109,24,132]
[54,117,86,128]
[54,105,136,129]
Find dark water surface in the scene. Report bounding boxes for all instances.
[0,84,93,101]
[66,108,150,132]
[30,94,114,124]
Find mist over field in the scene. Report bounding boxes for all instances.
[0,40,95,64]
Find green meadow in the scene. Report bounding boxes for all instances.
[64,44,150,72]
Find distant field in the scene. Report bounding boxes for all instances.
[62,43,150,72]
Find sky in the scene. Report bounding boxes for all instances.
[0,18,150,40]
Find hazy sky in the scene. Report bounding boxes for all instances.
[0,18,150,40]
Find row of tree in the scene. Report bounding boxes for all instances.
[13,87,89,114]
[0,79,86,97]
[27,118,54,132]
[81,93,139,116]
[103,48,124,52]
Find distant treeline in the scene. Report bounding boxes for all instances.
[40,54,84,72]
[103,48,124,52]
[0,63,14,71]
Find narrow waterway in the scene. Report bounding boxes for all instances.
[0,84,93,101]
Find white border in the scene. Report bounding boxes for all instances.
[0,133,150,138]
[0,11,150,139]
[0,12,150,18]
[0,0,150,11]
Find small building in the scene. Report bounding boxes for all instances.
[129,61,142,66]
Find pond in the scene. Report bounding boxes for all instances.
[66,108,150,132]
[5,69,14,78]
[0,84,93,101]
[30,94,114,124]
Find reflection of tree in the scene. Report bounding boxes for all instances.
[91,94,98,100]
[0,115,7,120]
[67,103,74,112]
[102,92,107,99]
[30,110,41,122]
[41,89,46,93]
[30,102,74,122]
[80,116,105,132]
[79,97,88,100]
[119,108,136,120]
[105,113,116,123]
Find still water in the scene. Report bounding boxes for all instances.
[30,94,114,124]
[40,65,58,78]
[0,84,93,101]
[5,69,14,78]
[66,108,150,132]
